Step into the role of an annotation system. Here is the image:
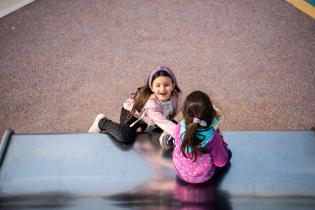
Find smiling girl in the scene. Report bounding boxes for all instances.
[89,66,184,145]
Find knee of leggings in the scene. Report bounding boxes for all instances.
[116,128,136,144]
[98,117,108,131]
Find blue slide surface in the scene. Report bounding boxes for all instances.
[1,129,315,209]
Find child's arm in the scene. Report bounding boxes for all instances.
[144,94,182,138]
[205,134,228,167]
[146,108,177,138]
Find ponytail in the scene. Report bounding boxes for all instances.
[181,121,198,162]
[181,90,216,162]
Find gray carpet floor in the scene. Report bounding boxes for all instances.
[0,0,314,136]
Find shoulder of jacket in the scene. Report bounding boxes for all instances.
[145,94,160,108]
[177,91,185,100]
[173,91,184,101]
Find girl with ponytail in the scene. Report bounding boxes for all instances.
[173,91,231,184]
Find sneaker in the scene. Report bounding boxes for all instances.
[88,114,105,133]
[159,132,175,149]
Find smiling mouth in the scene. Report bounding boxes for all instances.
[159,93,167,96]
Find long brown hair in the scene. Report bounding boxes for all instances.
[181,91,216,161]
[125,69,181,124]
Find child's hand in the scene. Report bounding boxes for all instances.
[213,105,224,130]
[213,105,223,118]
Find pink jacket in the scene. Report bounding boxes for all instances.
[173,123,228,183]
[123,91,184,137]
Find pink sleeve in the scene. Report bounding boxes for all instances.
[146,107,177,138]
[206,132,228,167]
[174,123,182,145]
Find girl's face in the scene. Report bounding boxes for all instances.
[151,76,175,102]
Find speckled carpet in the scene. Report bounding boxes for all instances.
[0,0,314,136]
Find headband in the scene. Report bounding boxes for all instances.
[148,66,177,88]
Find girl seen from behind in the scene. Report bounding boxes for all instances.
[173,90,231,184]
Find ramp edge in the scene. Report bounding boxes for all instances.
[0,128,14,167]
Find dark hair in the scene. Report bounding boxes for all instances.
[125,70,181,124]
[181,91,216,161]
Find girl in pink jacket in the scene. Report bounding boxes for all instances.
[173,91,231,184]
[89,66,184,145]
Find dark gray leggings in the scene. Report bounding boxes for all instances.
[98,108,147,144]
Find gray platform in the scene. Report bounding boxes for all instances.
[1,129,315,209]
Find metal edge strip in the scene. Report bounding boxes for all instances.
[0,128,14,168]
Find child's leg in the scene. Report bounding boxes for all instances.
[159,131,175,149]
[159,119,177,148]
[98,118,136,143]
[120,107,148,133]
[99,108,145,144]
[88,114,105,133]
